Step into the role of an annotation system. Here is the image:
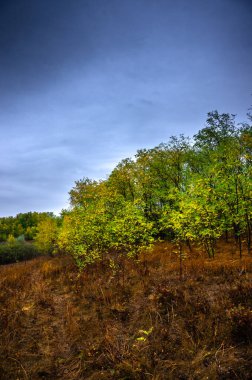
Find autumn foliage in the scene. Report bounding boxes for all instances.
[1,110,252,379]
[56,111,252,268]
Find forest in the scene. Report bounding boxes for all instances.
[0,110,252,379]
[59,110,252,266]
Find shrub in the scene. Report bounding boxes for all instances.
[0,242,39,265]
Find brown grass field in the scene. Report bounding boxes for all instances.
[0,241,252,379]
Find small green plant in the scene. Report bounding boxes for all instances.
[136,327,153,342]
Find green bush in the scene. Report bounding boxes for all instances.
[0,242,40,265]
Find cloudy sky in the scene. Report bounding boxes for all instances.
[0,0,251,216]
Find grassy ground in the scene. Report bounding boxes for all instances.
[0,241,252,379]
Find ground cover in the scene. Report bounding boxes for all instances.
[0,241,252,379]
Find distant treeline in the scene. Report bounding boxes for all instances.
[0,212,59,264]
[0,212,56,242]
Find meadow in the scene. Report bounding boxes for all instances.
[1,241,252,380]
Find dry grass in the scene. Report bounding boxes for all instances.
[0,241,252,379]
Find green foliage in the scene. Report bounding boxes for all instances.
[0,241,39,265]
[109,200,155,259]
[194,111,237,149]
[35,217,59,255]
[58,110,252,268]
[3,110,251,269]
[136,327,153,342]
[108,158,136,202]
[59,182,117,268]
[59,180,155,268]
[0,213,60,262]
[58,203,111,268]
[0,212,57,242]
[7,234,16,245]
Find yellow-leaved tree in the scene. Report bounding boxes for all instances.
[35,217,59,255]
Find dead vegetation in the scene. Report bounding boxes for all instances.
[0,241,252,379]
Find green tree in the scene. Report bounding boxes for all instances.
[109,200,155,259]
[35,218,59,255]
[108,158,136,202]
[193,111,252,255]
[59,181,118,268]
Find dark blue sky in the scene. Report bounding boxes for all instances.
[0,0,251,216]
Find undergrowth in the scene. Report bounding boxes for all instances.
[0,242,39,265]
[0,241,252,379]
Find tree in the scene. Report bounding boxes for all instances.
[108,158,136,202]
[59,181,119,269]
[194,111,237,150]
[35,218,59,255]
[193,111,252,255]
[109,199,155,259]
[69,177,99,208]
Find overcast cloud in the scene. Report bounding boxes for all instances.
[0,0,251,216]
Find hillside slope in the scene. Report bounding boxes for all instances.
[1,243,252,379]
